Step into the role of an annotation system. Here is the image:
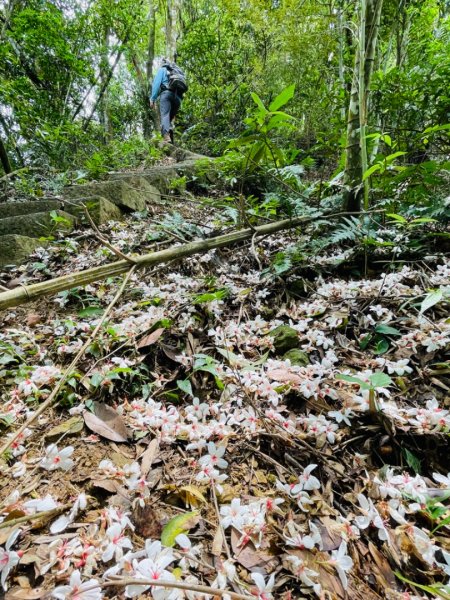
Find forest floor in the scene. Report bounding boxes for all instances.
[0,163,450,600]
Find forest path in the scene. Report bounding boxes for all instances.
[0,153,449,600]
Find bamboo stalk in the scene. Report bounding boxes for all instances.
[0,215,309,311]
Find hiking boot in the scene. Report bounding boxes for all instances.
[169,129,174,144]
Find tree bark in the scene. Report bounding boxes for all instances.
[165,0,179,61]
[0,133,12,174]
[99,27,113,141]
[343,0,384,213]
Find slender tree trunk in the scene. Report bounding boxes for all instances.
[131,54,155,138]
[0,133,12,174]
[165,0,179,61]
[99,27,113,142]
[343,0,384,213]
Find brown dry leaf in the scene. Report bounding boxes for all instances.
[368,541,396,588]
[132,503,163,539]
[44,416,84,439]
[267,368,302,386]
[92,479,123,494]
[230,528,278,573]
[211,526,224,556]
[83,402,128,442]
[6,587,47,600]
[138,327,165,350]
[26,313,42,328]
[140,438,159,478]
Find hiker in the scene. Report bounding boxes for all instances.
[149,58,188,143]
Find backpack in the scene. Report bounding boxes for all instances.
[163,62,188,96]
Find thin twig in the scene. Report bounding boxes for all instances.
[47,577,254,600]
[0,266,136,457]
[0,503,71,530]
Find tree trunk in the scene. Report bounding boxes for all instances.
[131,54,155,138]
[0,133,12,174]
[165,0,179,61]
[343,0,384,213]
[99,27,113,142]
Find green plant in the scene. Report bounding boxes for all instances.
[336,372,392,414]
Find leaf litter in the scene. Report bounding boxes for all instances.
[0,194,449,600]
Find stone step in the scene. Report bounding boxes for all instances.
[64,179,154,212]
[0,199,62,219]
[0,234,48,268]
[0,210,75,239]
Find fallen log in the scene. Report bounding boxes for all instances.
[0,211,355,311]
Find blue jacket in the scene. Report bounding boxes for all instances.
[150,67,169,102]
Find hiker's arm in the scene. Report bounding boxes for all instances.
[150,69,163,103]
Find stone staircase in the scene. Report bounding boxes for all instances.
[0,156,210,268]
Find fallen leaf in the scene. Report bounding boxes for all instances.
[6,587,47,600]
[44,416,84,439]
[132,503,163,539]
[92,479,123,494]
[138,327,164,350]
[140,438,159,478]
[230,528,278,573]
[211,525,224,556]
[26,313,42,328]
[267,368,302,385]
[83,402,128,442]
[161,512,199,547]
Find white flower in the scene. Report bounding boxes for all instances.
[355,494,389,542]
[51,494,87,534]
[52,569,102,600]
[40,444,75,471]
[125,541,176,599]
[285,555,319,589]
[11,462,26,478]
[0,529,21,590]
[23,494,58,514]
[101,523,133,562]
[251,573,275,600]
[433,472,450,488]
[329,541,353,590]
[198,442,228,470]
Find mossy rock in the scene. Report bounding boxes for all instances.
[269,325,299,354]
[283,348,309,367]
[0,235,48,267]
[0,210,75,239]
[0,199,62,219]
[69,196,124,224]
[64,180,146,212]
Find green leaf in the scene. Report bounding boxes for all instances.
[177,379,193,397]
[374,324,401,336]
[394,571,450,599]
[420,289,443,314]
[359,334,372,350]
[402,448,421,474]
[369,372,392,388]
[373,338,390,355]
[78,306,103,317]
[386,213,407,224]
[161,512,198,547]
[269,84,295,111]
[362,163,382,180]
[251,92,268,113]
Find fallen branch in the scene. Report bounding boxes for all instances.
[0,503,71,530]
[0,266,136,457]
[0,210,365,311]
[50,577,254,600]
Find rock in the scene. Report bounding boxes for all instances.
[64,180,147,212]
[123,177,161,205]
[0,210,75,239]
[283,348,309,366]
[269,325,299,354]
[0,235,48,267]
[68,196,124,224]
[0,199,62,219]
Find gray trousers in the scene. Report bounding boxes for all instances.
[160,90,181,135]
